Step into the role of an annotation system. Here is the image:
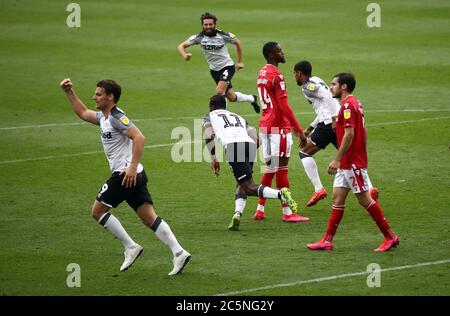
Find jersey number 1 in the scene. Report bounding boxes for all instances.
[218,113,243,128]
[258,86,272,110]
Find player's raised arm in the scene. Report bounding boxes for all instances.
[177,40,193,61]
[60,78,97,124]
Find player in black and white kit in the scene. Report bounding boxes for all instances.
[204,95,297,231]
[178,12,260,113]
[60,78,190,275]
[293,61,379,207]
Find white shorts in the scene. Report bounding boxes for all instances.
[260,130,293,161]
[333,167,371,194]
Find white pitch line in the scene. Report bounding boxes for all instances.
[0,141,200,164]
[1,109,449,130]
[369,116,450,126]
[1,116,449,165]
[214,258,450,296]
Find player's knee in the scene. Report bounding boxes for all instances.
[91,207,105,221]
[137,203,157,226]
[235,192,248,200]
[332,193,345,206]
[226,94,237,102]
[215,86,226,95]
[357,193,372,208]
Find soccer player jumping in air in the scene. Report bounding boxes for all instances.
[293,60,379,207]
[178,12,260,113]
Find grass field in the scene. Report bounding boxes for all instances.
[0,0,449,296]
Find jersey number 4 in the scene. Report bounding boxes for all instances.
[258,86,272,110]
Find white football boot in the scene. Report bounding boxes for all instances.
[120,244,144,272]
[168,250,191,276]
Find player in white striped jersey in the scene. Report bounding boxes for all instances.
[204,95,298,231]
[294,61,379,207]
[60,78,190,275]
[178,12,260,113]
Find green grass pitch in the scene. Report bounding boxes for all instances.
[0,0,449,295]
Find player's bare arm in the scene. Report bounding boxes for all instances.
[328,126,354,174]
[304,126,314,138]
[121,126,145,188]
[177,41,192,61]
[60,78,97,124]
[204,123,220,176]
[233,38,244,70]
[331,116,337,133]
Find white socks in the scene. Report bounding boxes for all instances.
[99,212,136,250]
[99,213,184,257]
[235,198,246,215]
[152,218,183,257]
[282,206,292,216]
[235,92,255,103]
[301,156,323,192]
[262,186,280,199]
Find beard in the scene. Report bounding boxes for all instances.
[202,28,217,37]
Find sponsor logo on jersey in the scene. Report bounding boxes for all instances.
[120,116,129,125]
[202,44,224,51]
[280,81,286,90]
[101,131,112,139]
[344,109,351,120]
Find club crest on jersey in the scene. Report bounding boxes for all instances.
[344,109,351,120]
[120,116,130,125]
[308,84,315,91]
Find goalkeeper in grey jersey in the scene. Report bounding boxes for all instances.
[60,78,190,275]
[178,12,260,113]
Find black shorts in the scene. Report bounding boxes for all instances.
[226,142,256,184]
[96,169,153,211]
[210,65,235,90]
[310,122,337,150]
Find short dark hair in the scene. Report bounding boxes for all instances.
[333,72,356,93]
[201,12,217,24]
[262,42,278,60]
[294,60,312,76]
[209,94,226,111]
[97,80,121,102]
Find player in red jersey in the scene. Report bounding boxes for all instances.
[252,42,309,222]
[307,73,399,252]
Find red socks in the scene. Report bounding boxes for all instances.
[323,200,394,243]
[276,167,289,207]
[365,200,394,239]
[324,205,345,242]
